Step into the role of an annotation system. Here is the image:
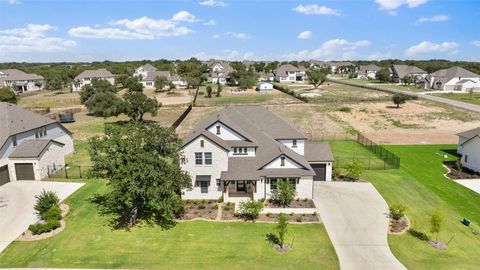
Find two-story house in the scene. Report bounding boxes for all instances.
[133,64,187,89]
[209,61,233,85]
[390,65,427,84]
[457,127,480,173]
[0,102,74,186]
[273,64,306,83]
[357,64,381,79]
[71,68,115,91]
[180,105,333,202]
[0,69,44,94]
[424,66,480,92]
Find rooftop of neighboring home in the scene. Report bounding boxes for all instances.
[358,64,381,73]
[142,71,172,81]
[74,68,114,81]
[391,65,427,78]
[0,102,70,150]
[182,105,333,180]
[137,63,157,72]
[210,61,233,78]
[458,127,480,140]
[428,66,480,81]
[0,69,44,82]
[273,64,306,76]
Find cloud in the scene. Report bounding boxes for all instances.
[416,15,448,24]
[297,30,312,39]
[199,0,226,7]
[388,11,398,16]
[367,51,393,60]
[405,41,459,56]
[375,0,428,10]
[225,31,251,39]
[212,34,220,38]
[472,41,480,47]
[171,11,198,23]
[0,24,76,54]
[193,49,255,60]
[284,38,371,60]
[69,15,194,39]
[293,4,341,15]
[204,19,216,26]
[8,0,21,4]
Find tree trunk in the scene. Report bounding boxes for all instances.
[128,205,139,227]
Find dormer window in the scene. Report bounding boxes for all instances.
[292,139,297,148]
[280,157,285,167]
[216,125,221,135]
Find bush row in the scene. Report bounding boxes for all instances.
[272,83,310,103]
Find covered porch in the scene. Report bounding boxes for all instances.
[222,179,259,202]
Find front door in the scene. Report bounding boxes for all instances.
[236,181,246,192]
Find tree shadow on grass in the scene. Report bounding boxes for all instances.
[440,149,459,158]
[408,228,429,241]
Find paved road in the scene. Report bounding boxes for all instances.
[455,179,480,194]
[313,182,406,270]
[0,181,84,253]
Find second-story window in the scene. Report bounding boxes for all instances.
[280,157,286,167]
[292,139,297,148]
[216,125,221,135]
[195,152,203,165]
[204,152,212,165]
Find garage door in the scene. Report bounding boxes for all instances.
[311,164,326,181]
[0,165,10,186]
[15,163,35,180]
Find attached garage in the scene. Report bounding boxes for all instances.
[311,163,327,181]
[14,163,35,180]
[0,165,10,186]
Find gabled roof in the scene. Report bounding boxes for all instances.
[358,64,381,73]
[428,67,480,81]
[391,65,427,78]
[9,139,64,158]
[138,64,157,72]
[74,68,114,80]
[0,102,70,150]
[143,71,171,81]
[0,69,43,81]
[458,127,480,139]
[273,64,305,77]
[304,142,334,162]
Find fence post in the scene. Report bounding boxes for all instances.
[79,166,82,178]
[368,157,371,170]
[47,166,50,178]
[65,164,69,179]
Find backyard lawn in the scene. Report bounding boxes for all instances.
[0,179,339,269]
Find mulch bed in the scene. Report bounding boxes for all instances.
[389,216,410,234]
[444,161,480,179]
[180,200,218,220]
[221,202,237,220]
[263,199,316,208]
[18,204,69,241]
[334,175,367,182]
[259,213,320,223]
[429,240,448,250]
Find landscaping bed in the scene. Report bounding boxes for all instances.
[181,199,218,220]
[221,202,237,220]
[263,198,315,208]
[444,161,480,179]
[259,213,320,223]
[389,216,410,234]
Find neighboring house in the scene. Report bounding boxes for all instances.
[424,66,480,91]
[357,64,381,79]
[457,127,480,173]
[0,102,74,186]
[133,64,186,89]
[309,60,328,69]
[0,69,44,94]
[72,68,115,91]
[256,82,273,92]
[180,105,334,201]
[133,63,157,78]
[209,61,233,85]
[390,65,427,84]
[273,64,306,83]
[335,62,355,74]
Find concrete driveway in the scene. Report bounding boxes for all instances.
[0,181,84,253]
[455,179,480,194]
[313,182,405,270]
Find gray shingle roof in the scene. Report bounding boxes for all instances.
[0,102,59,149]
[9,139,64,158]
[138,64,157,72]
[0,69,43,81]
[358,64,381,74]
[458,127,480,139]
[391,65,427,78]
[182,105,331,180]
[74,68,114,80]
[273,64,305,77]
[142,71,171,81]
[304,142,334,162]
[428,67,480,81]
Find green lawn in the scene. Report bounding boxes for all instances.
[330,142,480,270]
[328,140,386,169]
[0,179,339,269]
[432,93,480,106]
[195,92,298,106]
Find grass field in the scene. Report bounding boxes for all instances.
[328,140,387,169]
[194,92,298,106]
[329,142,480,270]
[18,91,82,108]
[432,93,480,106]
[0,179,339,270]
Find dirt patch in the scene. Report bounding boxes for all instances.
[155,90,192,105]
[221,202,237,220]
[389,216,410,234]
[429,240,448,250]
[180,200,218,220]
[17,204,69,241]
[259,213,320,223]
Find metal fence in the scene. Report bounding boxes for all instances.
[307,131,358,141]
[48,164,92,179]
[357,133,401,169]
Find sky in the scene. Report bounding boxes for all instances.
[0,0,479,62]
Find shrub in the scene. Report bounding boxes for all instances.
[303,198,308,202]
[389,204,406,220]
[217,197,223,203]
[290,212,294,216]
[296,217,302,222]
[207,200,212,204]
[338,106,352,113]
[201,199,206,204]
[34,190,60,217]
[193,200,198,205]
[198,204,206,209]
[223,206,231,211]
[272,180,296,207]
[238,200,263,222]
[212,204,218,209]
[266,212,273,218]
[29,219,61,235]
[344,161,364,181]
[313,211,318,216]
[43,205,62,221]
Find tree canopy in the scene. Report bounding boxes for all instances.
[0,86,18,104]
[84,91,124,118]
[376,68,391,82]
[123,91,161,121]
[306,68,329,88]
[89,122,191,228]
[154,76,169,91]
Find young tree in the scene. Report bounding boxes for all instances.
[168,82,176,92]
[430,208,444,244]
[344,161,364,181]
[402,75,412,85]
[392,94,407,108]
[306,68,328,89]
[237,199,263,222]
[216,83,223,97]
[84,91,124,118]
[154,76,169,92]
[272,180,296,207]
[276,213,289,249]
[376,68,391,82]
[0,86,18,104]
[123,92,160,121]
[206,85,213,98]
[89,122,192,228]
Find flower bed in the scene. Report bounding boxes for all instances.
[181,199,218,220]
[389,215,410,234]
[259,213,320,223]
[221,202,237,220]
[444,161,480,179]
[263,198,316,208]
